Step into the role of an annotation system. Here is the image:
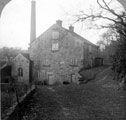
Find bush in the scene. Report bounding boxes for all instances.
[1,92,14,113]
[34,80,48,85]
[53,81,61,86]
[1,83,31,114]
[34,81,44,85]
[120,76,126,90]
[111,32,126,85]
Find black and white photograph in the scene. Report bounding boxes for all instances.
[0,0,126,119]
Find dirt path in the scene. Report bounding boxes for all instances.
[20,82,126,120]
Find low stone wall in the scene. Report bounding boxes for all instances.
[2,85,36,120]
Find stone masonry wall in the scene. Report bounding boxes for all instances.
[30,24,98,84]
[12,54,29,84]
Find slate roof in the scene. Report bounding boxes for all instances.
[21,53,30,60]
[35,23,98,47]
[63,27,98,47]
[0,60,12,70]
[0,61,7,69]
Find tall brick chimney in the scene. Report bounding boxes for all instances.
[30,0,36,44]
[69,25,74,32]
[56,20,62,27]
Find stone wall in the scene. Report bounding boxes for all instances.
[12,54,30,84]
[30,23,98,84]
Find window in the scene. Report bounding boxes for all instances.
[70,59,78,66]
[52,43,59,51]
[89,45,92,53]
[43,59,50,67]
[52,31,59,39]
[37,71,40,79]
[18,67,23,76]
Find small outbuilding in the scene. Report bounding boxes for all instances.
[12,53,33,84]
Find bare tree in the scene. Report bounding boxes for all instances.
[73,0,126,89]
[117,0,126,10]
[73,0,126,30]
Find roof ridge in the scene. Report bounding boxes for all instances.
[30,24,55,44]
[30,23,97,47]
[20,53,30,60]
[62,27,97,47]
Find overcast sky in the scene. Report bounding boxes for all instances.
[0,0,123,49]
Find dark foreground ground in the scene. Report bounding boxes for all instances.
[20,79,126,120]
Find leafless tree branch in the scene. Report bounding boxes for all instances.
[74,0,126,28]
[97,0,125,25]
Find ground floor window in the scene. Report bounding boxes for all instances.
[18,67,23,76]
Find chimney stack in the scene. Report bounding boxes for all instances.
[56,20,62,27]
[69,25,74,32]
[30,0,36,44]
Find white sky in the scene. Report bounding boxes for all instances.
[0,0,123,49]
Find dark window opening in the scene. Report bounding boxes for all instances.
[18,67,23,77]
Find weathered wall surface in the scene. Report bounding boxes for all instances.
[30,23,98,84]
[12,54,29,84]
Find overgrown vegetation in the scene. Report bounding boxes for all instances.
[0,47,27,60]
[0,47,30,118]
[73,0,126,89]
[111,26,126,87]
[1,83,30,114]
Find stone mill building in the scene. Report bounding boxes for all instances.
[29,1,99,85]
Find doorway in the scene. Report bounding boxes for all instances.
[47,72,54,85]
[71,74,76,83]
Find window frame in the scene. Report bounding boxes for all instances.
[70,58,78,66]
[52,31,59,39]
[51,42,59,52]
[43,59,51,67]
[89,45,92,53]
[18,67,23,77]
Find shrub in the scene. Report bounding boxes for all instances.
[53,81,61,86]
[1,92,13,112]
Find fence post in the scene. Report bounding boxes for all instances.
[14,84,21,119]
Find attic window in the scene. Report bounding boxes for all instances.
[52,31,59,39]
[52,43,59,51]
[89,46,92,53]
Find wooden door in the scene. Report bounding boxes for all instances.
[48,74,54,85]
[71,74,76,83]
